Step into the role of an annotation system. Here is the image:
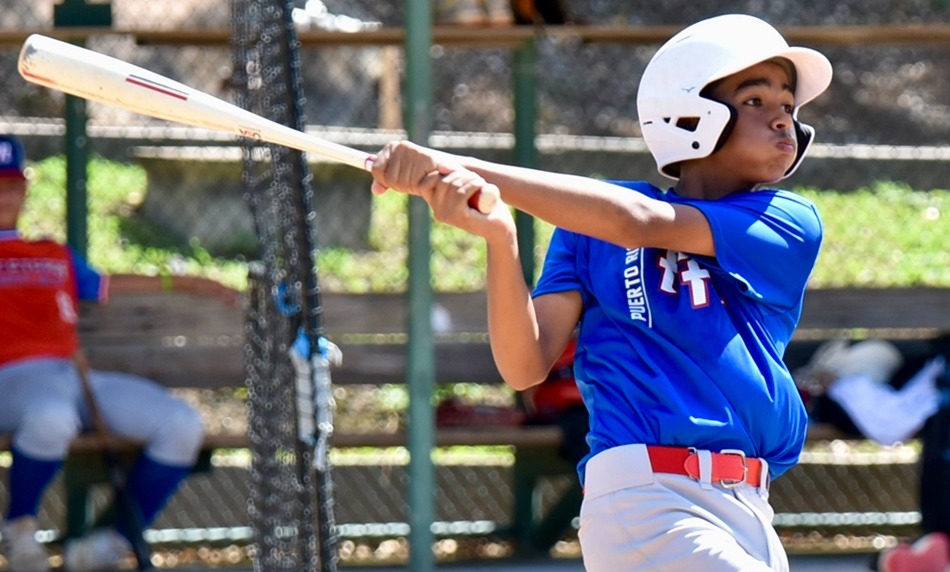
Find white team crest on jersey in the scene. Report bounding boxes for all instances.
[658,250,712,309]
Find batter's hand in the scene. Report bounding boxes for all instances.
[370,140,453,198]
[419,164,513,238]
[371,141,501,215]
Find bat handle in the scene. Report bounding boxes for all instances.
[363,154,498,214]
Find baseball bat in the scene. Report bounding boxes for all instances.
[17,34,499,214]
[72,351,154,571]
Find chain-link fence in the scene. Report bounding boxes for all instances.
[0,0,950,290]
[3,1,949,287]
[2,0,950,565]
[0,446,927,563]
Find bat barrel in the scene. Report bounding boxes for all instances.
[18,34,496,212]
[18,34,372,172]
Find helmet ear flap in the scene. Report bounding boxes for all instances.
[785,120,814,177]
[647,97,735,179]
[710,102,738,155]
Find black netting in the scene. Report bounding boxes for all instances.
[233,0,337,570]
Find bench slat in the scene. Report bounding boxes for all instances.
[83,345,244,389]
[0,426,563,453]
[79,291,502,387]
[799,287,950,331]
[77,288,950,388]
[330,342,498,385]
[80,291,492,338]
[81,339,501,388]
[84,287,950,340]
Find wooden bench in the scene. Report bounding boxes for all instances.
[0,291,248,540]
[3,286,948,552]
[0,288,567,551]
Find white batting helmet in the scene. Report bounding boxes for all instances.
[637,14,833,180]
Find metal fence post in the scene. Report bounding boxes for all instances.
[63,93,88,257]
[54,0,112,257]
[513,36,538,285]
[404,1,436,571]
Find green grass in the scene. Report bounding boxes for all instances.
[19,155,950,290]
[798,183,950,287]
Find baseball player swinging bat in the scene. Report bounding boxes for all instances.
[17,34,499,214]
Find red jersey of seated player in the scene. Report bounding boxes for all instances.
[523,337,583,423]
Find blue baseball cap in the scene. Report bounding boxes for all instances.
[0,135,26,180]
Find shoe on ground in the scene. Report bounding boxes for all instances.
[64,528,133,572]
[879,531,950,572]
[0,515,50,572]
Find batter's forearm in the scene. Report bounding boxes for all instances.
[460,157,653,248]
[483,232,548,391]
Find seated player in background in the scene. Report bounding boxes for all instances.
[0,134,241,572]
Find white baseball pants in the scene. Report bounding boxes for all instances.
[578,444,788,571]
[0,357,203,466]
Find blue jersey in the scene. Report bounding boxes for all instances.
[532,181,822,482]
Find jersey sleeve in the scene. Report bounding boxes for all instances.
[533,228,584,299]
[533,180,658,303]
[68,248,107,303]
[689,190,823,309]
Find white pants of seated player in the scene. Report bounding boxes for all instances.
[579,444,787,572]
[0,358,203,465]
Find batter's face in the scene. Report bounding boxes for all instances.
[702,61,799,189]
[0,178,27,229]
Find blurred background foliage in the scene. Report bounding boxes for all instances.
[18,157,950,291]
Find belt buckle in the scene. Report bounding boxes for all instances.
[717,449,748,489]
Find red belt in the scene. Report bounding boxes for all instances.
[646,445,766,488]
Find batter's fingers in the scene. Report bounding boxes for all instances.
[415,169,445,204]
[373,141,443,196]
[437,166,498,214]
[370,180,389,196]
